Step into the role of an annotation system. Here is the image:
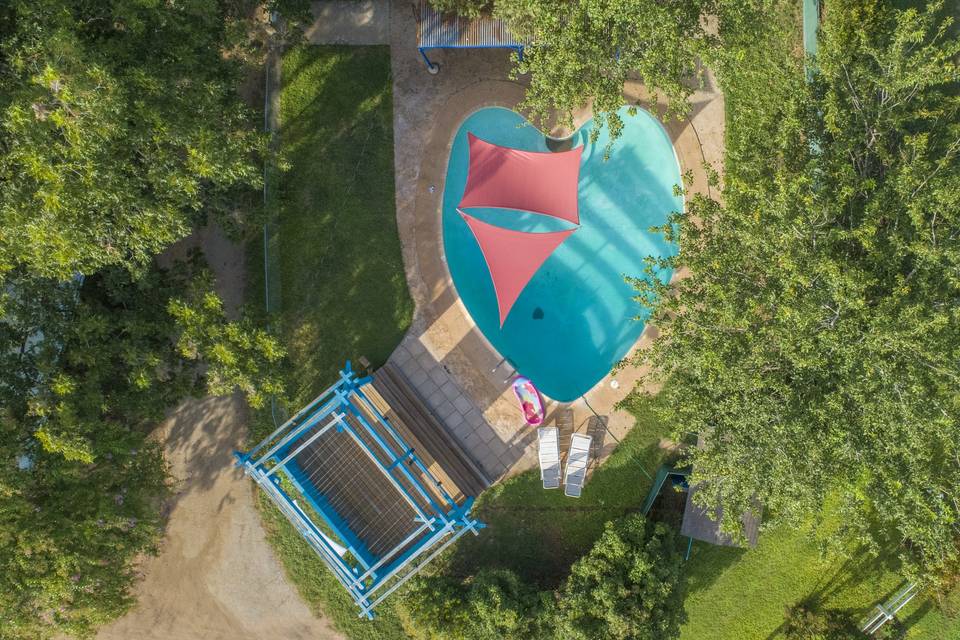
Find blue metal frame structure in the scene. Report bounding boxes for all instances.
[236,362,483,618]
[417,0,524,72]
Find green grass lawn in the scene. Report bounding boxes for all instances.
[682,527,960,640]
[250,44,412,640]
[267,43,413,404]
[436,395,676,588]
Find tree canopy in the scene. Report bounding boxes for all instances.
[0,2,283,636]
[0,0,264,280]
[429,0,713,144]
[401,568,545,640]
[0,259,284,639]
[633,0,960,582]
[557,515,686,640]
[399,514,685,640]
[501,0,712,142]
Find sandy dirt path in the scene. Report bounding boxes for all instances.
[96,225,343,640]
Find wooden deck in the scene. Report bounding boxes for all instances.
[370,362,490,501]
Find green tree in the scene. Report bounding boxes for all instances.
[169,288,285,410]
[632,0,960,581]
[429,0,713,145]
[427,0,491,18]
[401,568,545,640]
[400,517,685,640]
[0,0,263,280]
[783,601,856,640]
[0,261,284,638]
[499,0,712,144]
[0,269,182,639]
[0,2,279,637]
[556,515,685,640]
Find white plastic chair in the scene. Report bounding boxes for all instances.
[538,427,560,489]
[563,434,592,498]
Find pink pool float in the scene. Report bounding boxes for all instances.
[512,376,545,426]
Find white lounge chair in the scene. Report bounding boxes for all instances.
[538,427,560,489]
[563,434,592,498]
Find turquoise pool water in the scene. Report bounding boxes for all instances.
[442,107,681,401]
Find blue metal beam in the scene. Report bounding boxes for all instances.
[238,362,485,618]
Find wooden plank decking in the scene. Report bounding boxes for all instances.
[370,363,490,501]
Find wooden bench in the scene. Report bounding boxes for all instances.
[369,363,490,501]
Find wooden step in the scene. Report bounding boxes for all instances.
[371,363,490,499]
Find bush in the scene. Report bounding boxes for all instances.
[400,568,544,640]
[783,602,857,640]
[400,513,686,640]
[556,514,686,640]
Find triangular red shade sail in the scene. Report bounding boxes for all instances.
[459,133,583,225]
[458,210,575,327]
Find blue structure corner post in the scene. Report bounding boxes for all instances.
[419,47,438,72]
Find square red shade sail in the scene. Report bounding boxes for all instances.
[459,133,582,225]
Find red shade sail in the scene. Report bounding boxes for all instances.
[459,133,583,225]
[459,210,575,326]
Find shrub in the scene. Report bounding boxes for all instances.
[401,514,686,640]
[556,515,686,640]
[401,568,543,640]
[783,602,857,640]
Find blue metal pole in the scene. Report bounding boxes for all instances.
[419,47,438,71]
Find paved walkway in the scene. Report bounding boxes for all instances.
[388,335,532,479]
[306,1,390,45]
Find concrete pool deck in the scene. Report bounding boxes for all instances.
[387,0,726,481]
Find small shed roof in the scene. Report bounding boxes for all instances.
[680,484,761,548]
[417,0,522,49]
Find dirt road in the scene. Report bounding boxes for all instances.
[96,225,343,640]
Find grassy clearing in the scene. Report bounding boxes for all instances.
[269,44,413,404]
[436,395,675,588]
[682,527,959,639]
[249,44,412,640]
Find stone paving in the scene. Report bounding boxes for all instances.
[387,335,536,481]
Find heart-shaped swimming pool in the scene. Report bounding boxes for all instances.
[442,106,681,401]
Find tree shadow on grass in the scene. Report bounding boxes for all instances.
[435,401,688,589]
[760,544,908,639]
[898,598,936,632]
[271,45,413,404]
[805,549,902,612]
